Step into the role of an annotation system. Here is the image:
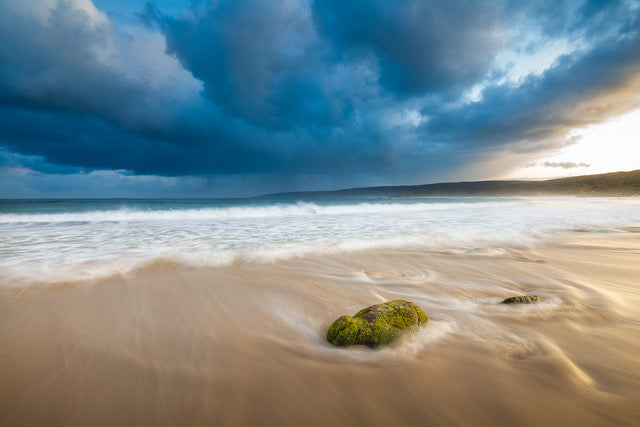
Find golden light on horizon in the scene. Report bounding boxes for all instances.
[509,108,640,179]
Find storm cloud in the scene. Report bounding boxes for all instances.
[1,0,639,196]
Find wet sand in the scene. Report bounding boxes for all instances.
[1,231,640,426]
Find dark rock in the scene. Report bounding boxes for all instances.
[501,295,542,304]
[327,300,429,347]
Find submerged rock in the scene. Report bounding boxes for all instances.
[327,300,428,347]
[501,295,542,304]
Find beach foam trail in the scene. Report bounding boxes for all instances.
[1,197,639,288]
[1,197,639,425]
[1,229,639,426]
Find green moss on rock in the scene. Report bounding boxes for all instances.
[327,300,429,347]
[326,315,361,346]
[501,295,542,304]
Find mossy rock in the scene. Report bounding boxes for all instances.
[327,300,428,347]
[501,295,542,304]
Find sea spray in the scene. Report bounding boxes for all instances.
[1,197,639,288]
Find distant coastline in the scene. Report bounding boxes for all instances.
[260,169,640,198]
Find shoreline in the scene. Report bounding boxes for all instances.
[1,232,640,425]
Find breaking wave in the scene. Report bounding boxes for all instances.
[1,197,639,287]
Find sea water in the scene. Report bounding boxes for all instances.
[1,196,639,288]
[2,196,640,425]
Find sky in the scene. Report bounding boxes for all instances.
[0,0,639,198]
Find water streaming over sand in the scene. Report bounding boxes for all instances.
[1,197,638,287]
[1,197,639,425]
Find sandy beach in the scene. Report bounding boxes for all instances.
[3,0,640,424]
[1,230,639,426]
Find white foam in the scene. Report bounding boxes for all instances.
[393,320,457,357]
[0,200,507,224]
[1,197,639,287]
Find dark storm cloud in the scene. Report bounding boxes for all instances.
[0,0,398,178]
[153,0,354,130]
[422,9,640,149]
[1,0,640,196]
[0,104,393,178]
[311,0,505,96]
[0,106,283,175]
[0,1,165,129]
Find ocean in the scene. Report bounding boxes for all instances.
[1,196,640,425]
[1,196,638,288]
